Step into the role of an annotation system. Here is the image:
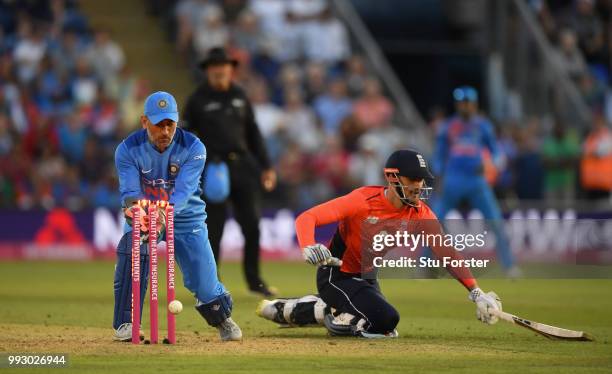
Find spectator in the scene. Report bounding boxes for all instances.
[339,114,366,152]
[35,54,67,115]
[0,113,14,156]
[310,135,350,195]
[554,28,588,81]
[570,0,606,64]
[580,113,612,199]
[32,143,66,209]
[193,6,230,60]
[276,141,308,207]
[348,134,385,186]
[303,61,327,103]
[90,90,120,141]
[79,138,107,185]
[13,22,46,84]
[49,0,88,35]
[90,165,120,209]
[541,120,581,204]
[23,116,58,159]
[273,63,302,105]
[49,28,86,76]
[513,121,544,200]
[352,77,394,129]
[250,38,281,85]
[53,165,86,210]
[313,76,352,135]
[71,57,98,106]
[248,77,284,160]
[232,9,262,54]
[86,28,125,87]
[578,72,606,111]
[221,0,249,24]
[345,54,368,97]
[281,88,321,153]
[249,0,301,61]
[303,8,350,65]
[0,140,34,209]
[57,112,88,164]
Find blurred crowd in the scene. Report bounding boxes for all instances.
[152,0,411,210]
[1,0,611,212]
[479,0,612,206]
[0,0,149,210]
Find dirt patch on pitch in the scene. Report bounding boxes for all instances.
[0,323,501,358]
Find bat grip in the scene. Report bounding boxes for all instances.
[490,309,516,324]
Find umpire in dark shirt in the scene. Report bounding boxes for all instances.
[183,47,278,297]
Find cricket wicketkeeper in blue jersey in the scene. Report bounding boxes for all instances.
[112,91,242,341]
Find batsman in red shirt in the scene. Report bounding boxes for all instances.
[257,150,502,338]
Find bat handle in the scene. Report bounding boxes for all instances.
[490,309,516,324]
[323,257,343,267]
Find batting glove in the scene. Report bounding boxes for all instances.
[303,244,335,266]
[469,288,502,325]
[124,205,149,232]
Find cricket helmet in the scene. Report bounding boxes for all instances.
[384,149,433,207]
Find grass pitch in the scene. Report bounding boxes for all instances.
[0,261,611,373]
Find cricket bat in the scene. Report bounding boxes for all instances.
[491,309,593,341]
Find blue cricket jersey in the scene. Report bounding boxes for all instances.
[115,128,206,229]
[433,115,501,177]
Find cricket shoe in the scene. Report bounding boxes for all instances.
[217,317,243,341]
[256,299,290,326]
[324,313,364,337]
[113,323,144,342]
[248,282,278,298]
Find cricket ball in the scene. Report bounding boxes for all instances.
[168,300,183,315]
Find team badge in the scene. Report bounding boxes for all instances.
[158,99,167,108]
[169,163,180,177]
[416,154,427,168]
[366,216,379,224]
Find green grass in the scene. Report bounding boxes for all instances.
[0,261,611,373]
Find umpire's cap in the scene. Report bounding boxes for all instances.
[199,47,239,69]
[384,149,434,180]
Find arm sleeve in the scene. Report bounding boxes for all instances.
[432,123,448,176]
[244,99,271,169]
[295,189,367,249]
[169,140,206,214]
[115,142,144,206]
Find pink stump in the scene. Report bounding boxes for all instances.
[166,204,176,344]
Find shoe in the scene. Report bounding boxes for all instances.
[217,317,242,341]
[359,329,399,339]
[113,323,144,342]
[248,282,278,297]
[256,299,289,326]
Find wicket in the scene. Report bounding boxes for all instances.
[131,200,176,345]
